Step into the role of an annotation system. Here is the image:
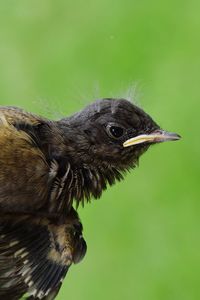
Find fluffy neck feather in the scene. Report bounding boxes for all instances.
[48,160,126,214]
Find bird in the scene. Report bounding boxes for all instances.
[0,98,180,300]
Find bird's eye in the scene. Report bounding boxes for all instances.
[106,124,124,139]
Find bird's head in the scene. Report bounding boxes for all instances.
[60,98,180,173]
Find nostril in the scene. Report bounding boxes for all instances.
[127,128,137,138]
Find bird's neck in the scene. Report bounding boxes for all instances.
[47,121,126,213]
[48,157,124,213]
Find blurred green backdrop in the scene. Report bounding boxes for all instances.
[0,1,199,299]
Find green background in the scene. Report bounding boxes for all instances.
[0,1,199,299]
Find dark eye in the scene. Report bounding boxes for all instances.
[106,124,124,139]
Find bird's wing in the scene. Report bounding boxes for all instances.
[0,107,51,213]
[0,209,86,299]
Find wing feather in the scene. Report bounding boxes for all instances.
[0,108,50,213]
[0,211,86,299]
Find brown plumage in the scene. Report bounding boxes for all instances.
[0,99,180,299]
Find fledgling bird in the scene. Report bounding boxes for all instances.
[0,98,180,300]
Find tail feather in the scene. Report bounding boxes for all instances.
[0,209,86,299]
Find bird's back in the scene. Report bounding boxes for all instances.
[0,107,50,213]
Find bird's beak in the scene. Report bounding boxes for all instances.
[123,130,181,148]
